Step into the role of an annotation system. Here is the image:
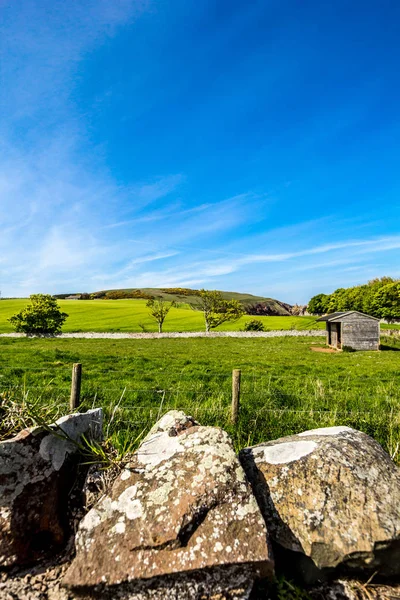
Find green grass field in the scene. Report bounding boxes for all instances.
[1,298,399,333]
[1,335,400,461]
[0,299,323,333]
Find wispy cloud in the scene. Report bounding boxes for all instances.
[2,2,400,304]
[0,1,148,127]
[91,251,180,284]
[114,234,400,302]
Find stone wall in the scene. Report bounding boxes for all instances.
[1,411,400,599]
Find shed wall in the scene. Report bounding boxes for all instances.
[340,314,380,350]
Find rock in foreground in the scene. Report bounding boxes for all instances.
[63,411,273,599]
[240,426,400,583]
[0,409,103,568]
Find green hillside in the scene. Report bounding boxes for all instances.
[55,288,292,315]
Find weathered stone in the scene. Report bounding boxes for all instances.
[0,409,103,567]
[240,426,400,583]
[310,579,400,599]
[63,411,273,598]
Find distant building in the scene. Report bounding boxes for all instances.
[317,311,380,351]
[65,294,82,300]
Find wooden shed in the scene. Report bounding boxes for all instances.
[317,311,380,351]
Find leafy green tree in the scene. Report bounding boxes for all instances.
[370,282,400,321]
[328,285,369,313]
[146,298,175,333]
[307,293,330,315]
[327,288,348,312]
[307,277,399,318]
[368,276,394,287]
[363,277,395,315]
[9,294,68,334]
[345,285,367,312]
[197,290,244,332]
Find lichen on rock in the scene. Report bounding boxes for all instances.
[63,411,273,598]
[240,426,400,584]
[0,409,103,568]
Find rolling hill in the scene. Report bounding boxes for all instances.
[55,288,292,316]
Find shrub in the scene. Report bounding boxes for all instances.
[104,290,154,300]
[243,319,265,332]
[8,294,68,334]
[159,288,200,297]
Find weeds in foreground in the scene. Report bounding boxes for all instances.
[0,390,63,441]
[252,577,311,599]
[0,390,148,469]
[274,578,312,600]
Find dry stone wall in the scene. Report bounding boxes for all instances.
[1,411,400,599]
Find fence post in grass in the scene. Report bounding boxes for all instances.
[70,363,82,411]
[231,369,241,425]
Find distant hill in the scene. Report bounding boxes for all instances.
[55,288,292,316]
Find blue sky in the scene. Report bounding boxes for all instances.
[1,0,400,303]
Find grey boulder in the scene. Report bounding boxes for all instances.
[240,426,400,583]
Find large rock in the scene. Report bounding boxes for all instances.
[0,408,103,567]
[63,411,273,599]
[240,426,400,583]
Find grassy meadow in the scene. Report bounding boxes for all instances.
[0,298,323,333]
[1,335,400,462]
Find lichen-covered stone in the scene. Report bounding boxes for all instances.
[240,426,400,583]
[63,411,273,598]
[0,409,103,567]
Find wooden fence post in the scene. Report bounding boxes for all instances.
[231,369,241,425]
[70,363,82,411]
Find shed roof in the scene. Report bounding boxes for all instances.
[317,312,346,322]
[317,310,380,322]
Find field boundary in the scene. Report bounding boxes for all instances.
[0,330,325,339]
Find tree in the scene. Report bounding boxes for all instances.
[370,282,400,321]
[326,288,348,313]
[363,277,395,316]
[196,290,244,332]
[307,277,400,318]
[307,293,329,315]
[146,298,175,333]
[9,294,68,334]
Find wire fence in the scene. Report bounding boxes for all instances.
[2,364,400,421]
